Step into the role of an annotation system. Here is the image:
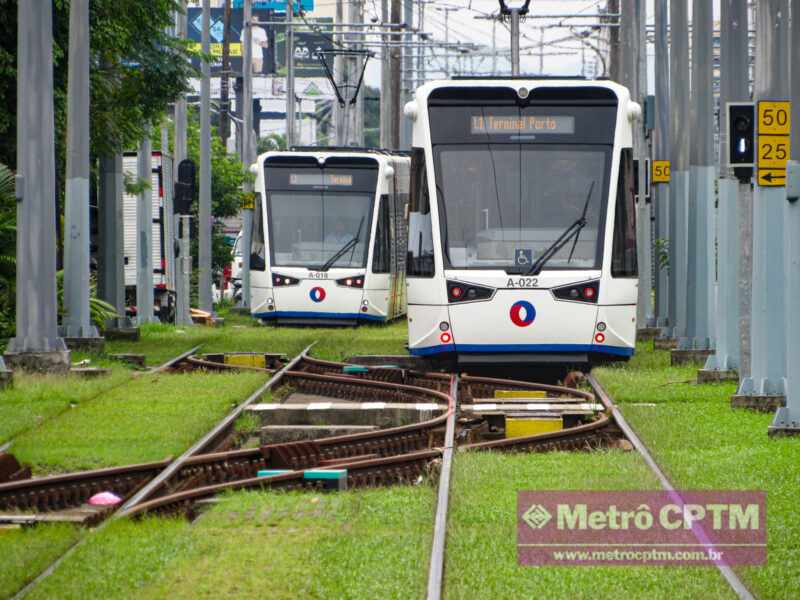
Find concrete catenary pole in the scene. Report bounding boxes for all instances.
[634,0,653,329]
[653,0,670,329]
[510,8,521,76]
[62,0,99,342]
[390,0,402,148]
[353,0,365,145]
[667,0,690,341]
[380,0,391,148]
[680,0,715,352]
[161,125,176,296]
[4,0,70,371]
[705,0,749,376]
[738,0,789,400]
[199,0,213,311]
[97,153,126,327]
[334,0,345,145]
[174,1,192,326]
[771,0,800,434]
[400,0,414,148]
[286,0,296,146]
[136,133,155,324]
[240,0,254,310]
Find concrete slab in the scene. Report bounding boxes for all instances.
[69,367,112,378]
[3,350,71,374]
[730,395,785,412]
[654,337,678,350]
[671,349,713,366]
[64,336,105,353]
[346,355,429,370]
[637,327,662,341]
[697,369,738,383]
[260,424,379,444]
[104,327,140,341]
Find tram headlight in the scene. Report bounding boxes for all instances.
[446,281,494,303]
[336,276,365,289]
[552,280,600,304]
[272,273,300,287]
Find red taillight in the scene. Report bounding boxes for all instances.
[440,332,452,344]
[336,277,365,289]
[583,287,596,299]
[450,286,463,299]
[595,332,605,343]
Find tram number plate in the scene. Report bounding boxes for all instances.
[506,277,538,289]
[308,272,328,279]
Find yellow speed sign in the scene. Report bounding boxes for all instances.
[652,160,671,183]
[758,101,791,135]
[757,136,790,170]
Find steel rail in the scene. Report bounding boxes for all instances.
[426,375,457,600]
[118,343,315,513]
[149,344,202,373]
[587,374,755,600]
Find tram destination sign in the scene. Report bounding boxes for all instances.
[471,115,575,135]
[289,173,353,187]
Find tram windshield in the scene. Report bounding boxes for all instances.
[427,90,617,272]
[434,145,608,271]
[267,190,373,269]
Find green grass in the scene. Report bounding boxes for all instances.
[0,524,81,600]
[445,451,733,600]
[0,367,133,445]
[10,371,268,472]
[29,487,434,599]
[595,342,800,600]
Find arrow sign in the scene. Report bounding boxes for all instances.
[758,168,787,187]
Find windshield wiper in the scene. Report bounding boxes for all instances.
[526,181,595,276]
[320,216,365,271]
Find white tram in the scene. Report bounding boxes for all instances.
[249,148,410,326]
[403,79,640,368]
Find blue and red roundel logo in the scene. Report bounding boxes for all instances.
[509,300,536,327]
[309,287,326,303]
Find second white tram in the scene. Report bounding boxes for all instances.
[404,79,640,368]
[249,148,410,326]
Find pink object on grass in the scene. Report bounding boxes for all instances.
[88,491,122,506]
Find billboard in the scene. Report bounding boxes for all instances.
[273,19,334,78]
[187,8,276,76]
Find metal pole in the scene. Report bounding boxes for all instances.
[136,133,155,324]
[286,0,296,146]
[738,0,789,400]
[240,0,253,310]
[705,0,748,376]
[97,153,126,328]
[607,0,621,82]
[5,0,69,370]
[161,125,176,298]
[174,1,191,325]
[491,19,497,76]
[653,0,670,330]
[62,0,98,341]
[418,0,425,86]
[354,0,365,146]
[510,10,520,76]
[400,0,413,148]
[444,9,450,77]
[633,0,653,330]
[668,0,690,341]
[380,0,391,148]
[390,0,402,148]
[771,0,800,433]
[199,0,213,312]
[176,216,193,326]
[334,0,344,145]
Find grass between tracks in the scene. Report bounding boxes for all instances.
[25,487,434,600]
[445,451,734,600]
[0,524,81,600]
[595,342,800,600]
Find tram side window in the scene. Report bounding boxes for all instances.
[407,148,435,277]
[250,192,266,271]
[373,195,391,273]
[611,149,638,278]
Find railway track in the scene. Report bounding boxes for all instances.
[1,354,620,525]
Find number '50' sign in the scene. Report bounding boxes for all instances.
[758,101,791,135]
[652,160,670,183]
